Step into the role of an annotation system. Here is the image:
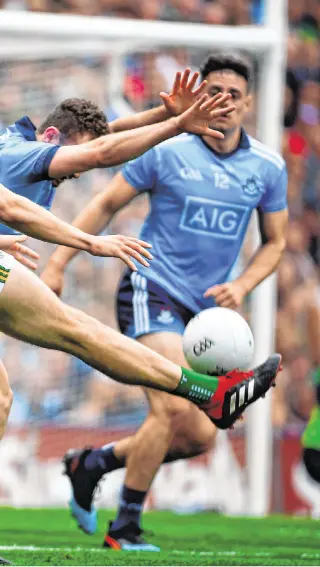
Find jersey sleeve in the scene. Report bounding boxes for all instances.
[3,141,60,182]
[259,164,288,213]
[121,147,157,193]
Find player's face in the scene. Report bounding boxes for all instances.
[204,70,251,133]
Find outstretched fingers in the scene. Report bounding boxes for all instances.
[126,236,153,248]
[171,71,182,95]
[13,243,40,260]
[186,70,199,91]
[180,68,191,90]
[125,239,153,261]
[117,252,137,272]
[122,245,150,268]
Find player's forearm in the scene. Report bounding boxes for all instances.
[110,106,170,133]
[95,117,179,167]
[237,241,286,294]
[48,192,113,269]
[0,187,94,252]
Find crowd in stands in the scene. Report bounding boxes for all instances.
[0,0,319,434]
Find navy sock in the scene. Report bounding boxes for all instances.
[111,485,147,531]
[84,443,124,479]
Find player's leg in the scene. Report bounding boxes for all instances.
[63,272,282,540]
[0,360,13,441]
[125,332,216,485]
[0,253,15,442]
[102,331,217,550]
[63,273,200,539]
[0,261,185,392]
[0,260,279,417]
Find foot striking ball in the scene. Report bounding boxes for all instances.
[183,307,254,375]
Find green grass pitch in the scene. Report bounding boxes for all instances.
[0,508,319,566]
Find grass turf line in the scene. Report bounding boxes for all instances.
[0,508,319,566]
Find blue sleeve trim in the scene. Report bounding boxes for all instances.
[122,167,143,192]
[42,145,60,179]
[260,205,287,214]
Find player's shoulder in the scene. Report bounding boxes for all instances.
[247,135,286,172]
[0,127,25,151]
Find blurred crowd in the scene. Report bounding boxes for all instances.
[0,0,319,434]
[0,0,264,23]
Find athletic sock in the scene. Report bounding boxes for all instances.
[111,485,147,531]
[175,367,219,404]
[84,443,124,478]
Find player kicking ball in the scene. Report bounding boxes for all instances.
[42,52,288,550]
[0,76,280,447]
[0,67,234,439]
[0,184,281,452]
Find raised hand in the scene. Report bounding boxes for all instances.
[175,93,235,139]
[160,68,208,116]
[89,234,153,272]
[0,234,39,270]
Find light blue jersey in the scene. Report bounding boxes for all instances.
[122,130,287,313]
[0,116,60,235]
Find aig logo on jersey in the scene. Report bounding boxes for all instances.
[180,196,249,240]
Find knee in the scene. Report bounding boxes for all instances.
[151,395,192,427]
[172,420,217,458]
[187,428,216,457]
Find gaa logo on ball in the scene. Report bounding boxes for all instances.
[183,307,254,375]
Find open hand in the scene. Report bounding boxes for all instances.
[175,93,235,139]
[0,234,39,270]
[89,234,153,272]
[204,280,247,309]
[160,68,208,116]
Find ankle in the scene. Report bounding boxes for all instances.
[174,367,219,405]
[112,485,147,530]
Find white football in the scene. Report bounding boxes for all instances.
[183,307,254,375]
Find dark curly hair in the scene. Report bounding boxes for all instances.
[38,98,109,139]
[200,52,253,91]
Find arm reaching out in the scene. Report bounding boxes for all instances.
[48,93,235,178]
[204,209,288,308]
[0,184,152,272]
[41,174,137,295]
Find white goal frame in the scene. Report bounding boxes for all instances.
[0,0,287,516]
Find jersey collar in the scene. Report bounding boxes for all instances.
[199,128,250,159]
[14,116,37,141]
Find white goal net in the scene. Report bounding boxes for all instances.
[0,2,287,515]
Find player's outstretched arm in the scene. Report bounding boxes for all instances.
[204,209,288,309]
[109,69,207,133]
[48,94,235,179]
[0,183,152,271]
[41,173,135,295]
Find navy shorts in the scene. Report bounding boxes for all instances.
[117,271,195,339]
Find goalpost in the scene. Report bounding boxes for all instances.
[0,0,287,515]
